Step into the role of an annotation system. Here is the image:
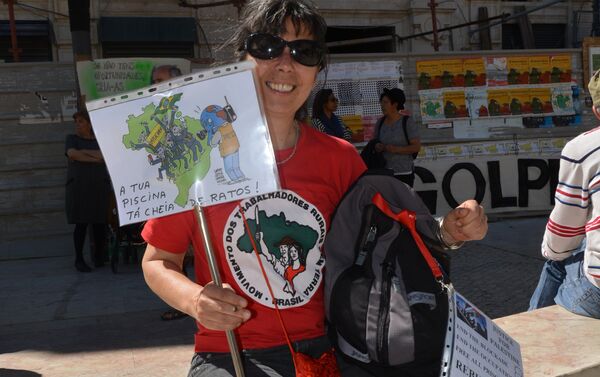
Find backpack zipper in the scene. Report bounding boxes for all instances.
[355,225,377,266]
[376,261,394,364]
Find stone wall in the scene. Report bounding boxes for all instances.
[0,63,77,243]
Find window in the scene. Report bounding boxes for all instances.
[0,20,52,62]
[502,23,566,49]
[98,17,196,58]
[326,26,396,54]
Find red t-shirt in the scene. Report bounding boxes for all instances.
[142,124,366,352]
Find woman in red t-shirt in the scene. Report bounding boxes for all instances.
[141,1,488,377]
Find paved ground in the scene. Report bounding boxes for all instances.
[0,216,549,376]
[451,216,547,319]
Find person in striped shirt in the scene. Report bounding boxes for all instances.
[528,70,600,318]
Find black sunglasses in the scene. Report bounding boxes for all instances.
[244,33,324,67]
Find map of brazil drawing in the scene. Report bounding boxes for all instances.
[87,61,279,226]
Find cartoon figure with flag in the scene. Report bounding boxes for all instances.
[200,97,246,183]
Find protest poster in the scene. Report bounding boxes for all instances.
[485,57,508,87]
[420,90,445,122]
[443,91,468,118]
[440,59,464,88]
[528,55,551,84]
[441,289,523,377]
[506,88,531,115]
[487,89,511,116]
[86,61,279,226]
[551,86,574,114]
[550,55,572,83]
[465,87,489,118]
[506,57,530,85]
[417,60,444,90]
[528,87,553,114]
[77,58,191,100]
[463,58,486,87]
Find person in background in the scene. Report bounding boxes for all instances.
[140,1,487,376]
[150,64,182,85]
[311,88,352,142]
[375,88,421,187]
[65,111,110,272]
[528,69,600,319]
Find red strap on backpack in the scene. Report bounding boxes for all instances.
[371,192,443,281]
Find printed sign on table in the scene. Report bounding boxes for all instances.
[86,61,279,225]
[443,290,523,377]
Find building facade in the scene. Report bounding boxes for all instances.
[1,0,594,63]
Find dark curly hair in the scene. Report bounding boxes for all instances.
[311,88,333,119]
[227,0,328,71]
[72,110,91,123]
[380,88,406,110]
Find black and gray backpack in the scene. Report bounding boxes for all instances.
[324,172,451,377]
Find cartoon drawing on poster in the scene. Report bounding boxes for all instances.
[87,61,279,226]
[122,92,212,206]
[200,97,247,183]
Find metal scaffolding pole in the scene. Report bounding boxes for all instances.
[7,0,21,62]
[428,1,440,51]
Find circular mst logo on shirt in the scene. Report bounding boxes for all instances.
[223,190,326,309]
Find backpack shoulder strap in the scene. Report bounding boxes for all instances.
[401,115,409,141]
[402,115,419,160]
[375,116,386,140]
